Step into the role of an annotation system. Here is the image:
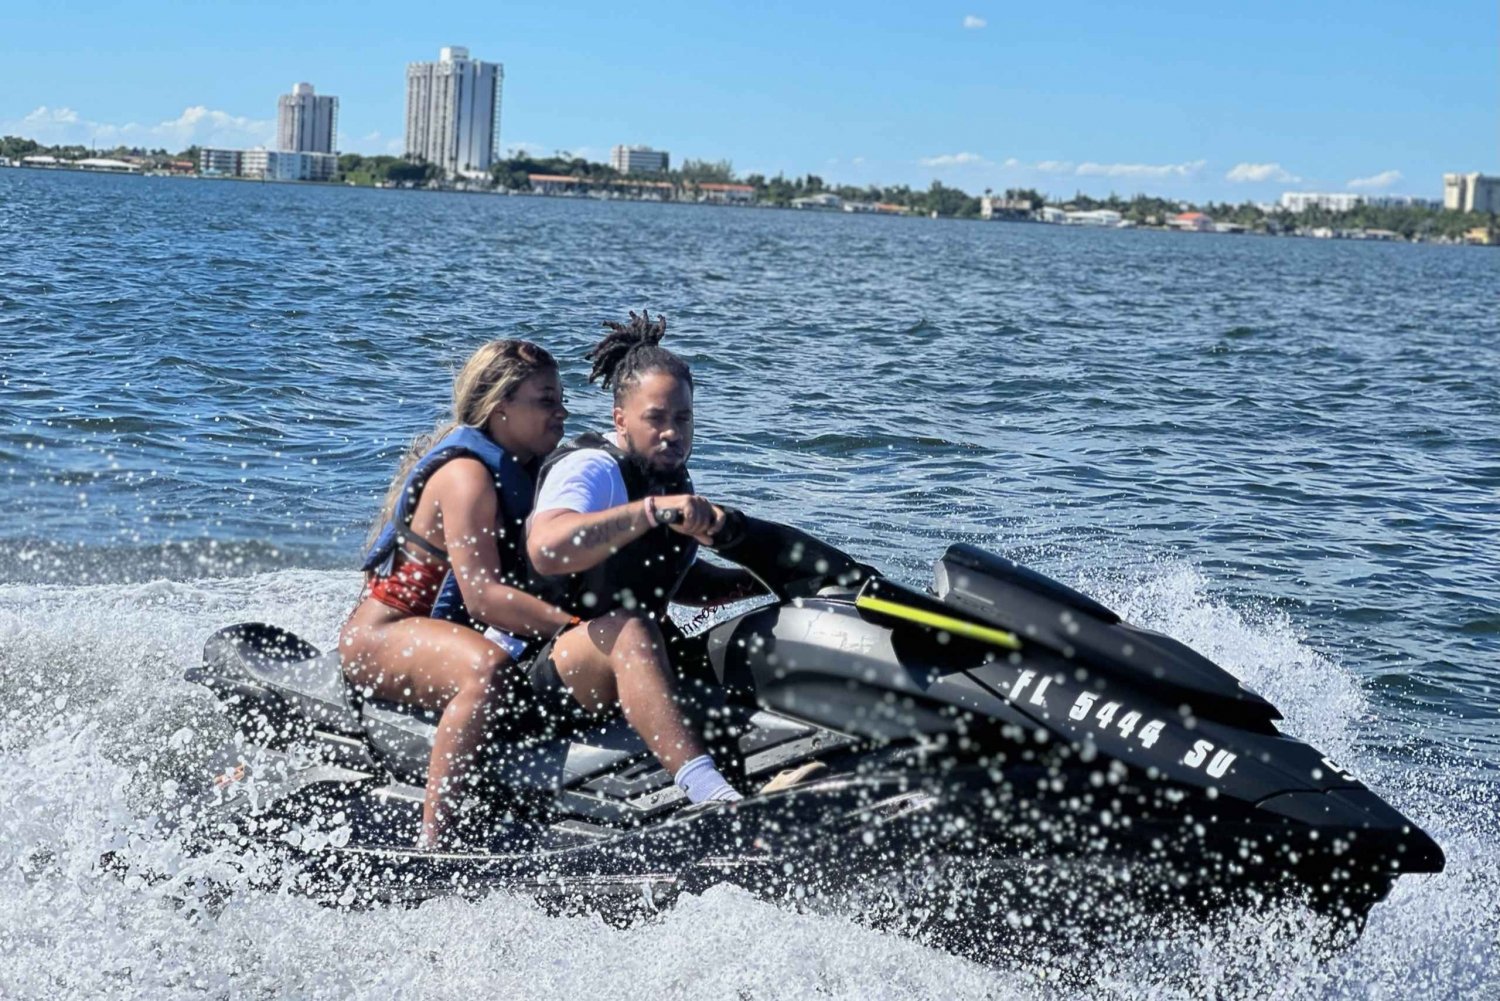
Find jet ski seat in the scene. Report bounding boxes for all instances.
[201,623,364,736]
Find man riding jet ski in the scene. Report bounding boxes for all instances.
[516,311,774,806]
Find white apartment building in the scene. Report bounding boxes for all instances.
[241,149,337,182]
[199,146,334,181]
[1279,192,1365,213]
[610,145,670,175]
[1364,194,1441,209]
[405,46,503,177]
[1443,173,1500,214]
[277,83,338,154]
[199,148,244,176]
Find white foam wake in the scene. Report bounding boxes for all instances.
[0,565,1494,998]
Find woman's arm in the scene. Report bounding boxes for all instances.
[428,460,575,639]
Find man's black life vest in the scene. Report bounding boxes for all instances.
[530,431,698,618]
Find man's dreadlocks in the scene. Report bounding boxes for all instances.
[586,310,693,402]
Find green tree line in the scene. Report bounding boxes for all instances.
[7,132,1493,238]
[336,153,439,186]
[2,135,187,163]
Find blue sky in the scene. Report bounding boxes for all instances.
[4,0,1496,201]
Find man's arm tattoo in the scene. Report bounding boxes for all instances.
[567,509,640,553]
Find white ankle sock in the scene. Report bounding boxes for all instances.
[673,754,743,804]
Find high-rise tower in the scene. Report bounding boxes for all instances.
[276,83,338,154]
[404,46,503,177]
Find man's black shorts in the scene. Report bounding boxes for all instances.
[520,632,610,734]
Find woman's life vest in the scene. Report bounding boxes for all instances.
[359,425,536,624]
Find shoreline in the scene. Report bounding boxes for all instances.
[4,160,1493,247]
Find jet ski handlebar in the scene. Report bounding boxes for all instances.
[654,505,874,597]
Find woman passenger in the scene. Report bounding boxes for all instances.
[340,339,577,847]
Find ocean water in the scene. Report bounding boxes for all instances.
[1,167,1497,998]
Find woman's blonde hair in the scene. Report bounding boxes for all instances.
[368,339,558,544]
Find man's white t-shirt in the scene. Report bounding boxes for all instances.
[534,442,631,516]
[487,437,633,656]
[530,433,696,565]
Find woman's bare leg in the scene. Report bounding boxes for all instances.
[547,612,705,775]
[341,611,510,847]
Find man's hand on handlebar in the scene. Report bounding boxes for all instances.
[654,494,726,545]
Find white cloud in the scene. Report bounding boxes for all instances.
[1019,157,1208,180]
[852,156,866,165]
[1226,162,1300,183]
[3,103,273,149]
[22,105,80,126]
[963,15,987,29]
[1076,159,1206,179]
[1347,169,1402,190]
[1001,157,1021,168]
[919,151,987,167]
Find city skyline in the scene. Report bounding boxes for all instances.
[2,0,1496,202]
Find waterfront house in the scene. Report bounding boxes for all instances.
[1169,211,1216,232]
[697,182,756,204]
[981,195,1035,220]
[529,174,586,196]
[77,158,142,174]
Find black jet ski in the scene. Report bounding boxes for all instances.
[174,518,1443,958]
